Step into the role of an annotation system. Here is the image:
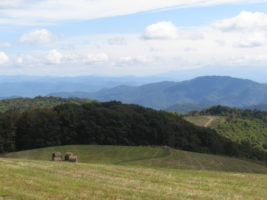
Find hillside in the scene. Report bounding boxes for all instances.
[4,145,267,173]
[185,106,267,154]
[1,158,266,200]
[1,101,267,161]
[51,76,267,109]
[0,96,93,113]
[185,116,226,128]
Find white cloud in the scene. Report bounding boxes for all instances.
[0,0,24,7]
[0,52,9,65]
[1,0,267,24]
[0,42,11,48]
[235,32,267,48]
[214,11,267,31]
[19,29,61,45]
[46,49,63,64]
[87,53,109,63]
[143,21,204,40]
[16,55,37,65]
[143,22,180,40]
[3,9,267,76]
[212,11,267,48]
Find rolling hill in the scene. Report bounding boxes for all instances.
[0,101,241,158]
[184,106,267,154]
[50,76,267,109]
[3,145,267,173]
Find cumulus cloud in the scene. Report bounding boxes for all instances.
[19,29,61,45]
[0,52,9,65]
[214,11,267,31]
[212,11,267,48]
[143,21,203,40]
[235,32,267,48]
[3,8,267,75]
[46,49,63,64]
[143,21,180,40]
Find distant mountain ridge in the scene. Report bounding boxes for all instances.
[0,96,93,113]
[50,76,267,109]
[0,75,167,97]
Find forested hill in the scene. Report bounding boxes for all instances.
[186,105,267,156]
[198,105,267,122]
[165,103,267,114]
[50,76,267,109]
[0,96,93,113]
[0,101,266,162]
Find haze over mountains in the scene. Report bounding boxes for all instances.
[51,76,267,109]
[0,75,166,97]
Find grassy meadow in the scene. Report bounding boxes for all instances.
[4,145,267,173]
[0,158,267,200]
[185,116,226,128]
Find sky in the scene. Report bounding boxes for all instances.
[1,0,267,80]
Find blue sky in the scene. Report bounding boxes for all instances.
[1,0,267,80]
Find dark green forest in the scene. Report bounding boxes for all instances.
[0,101,266,162]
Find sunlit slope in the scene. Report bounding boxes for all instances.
[185,116,226,128]
[5,145,267,173]
[185,115,267,152]
[0,158,267,200]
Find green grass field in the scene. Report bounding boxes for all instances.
[4,145,267,173]
[185,116,226,128]
[0,158,267,200]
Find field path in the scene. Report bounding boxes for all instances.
[204,116,215,127]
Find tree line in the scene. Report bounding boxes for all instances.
[0,101,266,161]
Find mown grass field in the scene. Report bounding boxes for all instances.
[185,116,226,128]
[4,145,267,173]
[0,158,267,200]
